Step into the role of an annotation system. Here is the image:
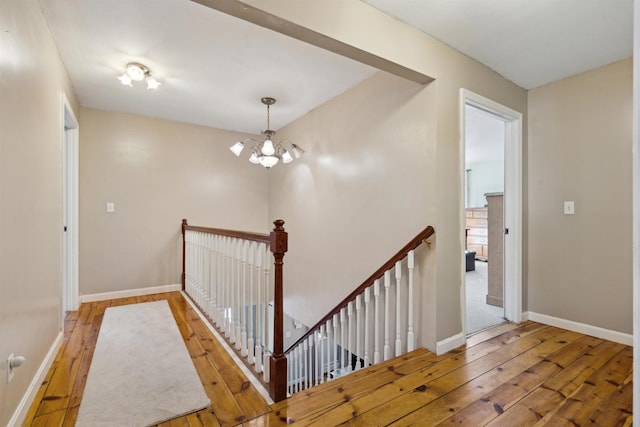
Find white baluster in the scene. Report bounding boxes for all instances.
[203,233,209,316]
[305,337,312,390]
[184,231,190,296]
[373,279,381,364]
[202,233,207,310]
[194,232,201,307]
[325,319,332,383]
[340,308,347,374]
[254,244,262,373]
[216,235,223,327]
[407,250,415,352]
[364,287,371,367]
[263,347,270,383]
[223,236,231,337]
[383,270,391,361]
[206,234,211,316]
[207,234,215,319]
[247,241,256,364]
[188,232,194,298]
[199,232,205,309]
[291,346,296,393]
[234,237,240,345]
[262,244,270,374]
[317,327,323,385]
[238,240,247,353]
[297,344,302,393]
[355,295,362,371]
[198,232,202,306]
[333,313,339,379]
[287,353,292,397]
[395,260,402,357]
[347,301,354,372]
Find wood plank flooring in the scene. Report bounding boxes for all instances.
[24,292,271,427]
[24,292,632,426]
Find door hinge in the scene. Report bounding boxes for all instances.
[504,228,509,235]
[64,226,68,232]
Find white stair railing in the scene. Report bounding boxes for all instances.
[182,220,433,402]
[182,220,276,393]
[283,226,434,397]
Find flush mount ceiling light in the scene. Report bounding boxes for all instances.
[117,62,161,90]
[229,97,305,169]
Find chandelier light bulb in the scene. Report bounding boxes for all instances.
[290,144,305,159]
[249,151,260,164]
[126,63,146,81]
[229,141,244,156]
[282,150,293,164]
[258,155,279,168]
[261,139,275,156]
[146,76,161,90]
[117,73,132,87]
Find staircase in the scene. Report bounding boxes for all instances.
[181,218,435,402]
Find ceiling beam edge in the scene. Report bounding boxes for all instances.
[191,0,434,85]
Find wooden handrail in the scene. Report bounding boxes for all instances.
[285,225,435,353]
[182,220,270,243]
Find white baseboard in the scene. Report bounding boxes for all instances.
[80,284,182,303]
[8,332,63,427]
[523,311,633,346]
[436,332,466,355]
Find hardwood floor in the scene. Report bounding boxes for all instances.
[24,292,271,427]
[24,292,632,426]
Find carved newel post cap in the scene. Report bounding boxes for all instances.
[273,219,285,231]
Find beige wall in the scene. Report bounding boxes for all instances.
[528,59,632,334]
[243,0,528,343]
[0,0,80,424]
[79,108,269,295]
[268,72,438,341]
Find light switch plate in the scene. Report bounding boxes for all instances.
[563,201,575,215]
[106,202,115,213]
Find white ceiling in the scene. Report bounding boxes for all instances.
[363,0,633,90]
[38,0,633,134]
[465,105,505,165]
[38,0,377,133]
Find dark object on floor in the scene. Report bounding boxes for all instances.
[465,251,476,272]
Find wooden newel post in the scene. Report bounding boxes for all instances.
[181,219,188,290]
[269,219,288,402]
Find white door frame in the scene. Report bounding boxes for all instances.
[460,89,523,336]
[62,93,79,319]
[632,0,639,419]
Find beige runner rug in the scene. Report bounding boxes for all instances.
[76,300,210,426]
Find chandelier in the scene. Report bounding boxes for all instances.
[117,62,161,90]
[229,97,304,169]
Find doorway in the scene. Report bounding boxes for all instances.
[62,94,79,322]
[460,89,523,336]
[464,104,506,334]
